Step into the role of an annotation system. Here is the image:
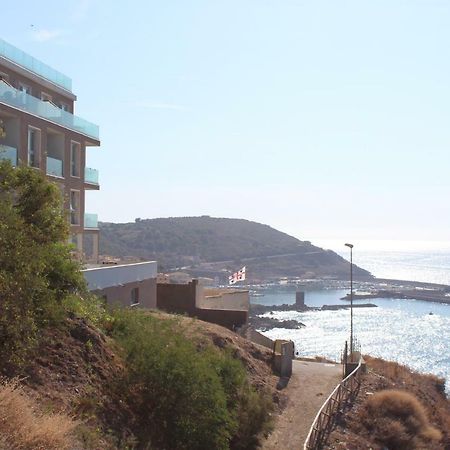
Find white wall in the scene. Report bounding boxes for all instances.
[83,261,157,290]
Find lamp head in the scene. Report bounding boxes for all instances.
[345,243,354,249]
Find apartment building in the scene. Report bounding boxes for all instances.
[0,38,100,261]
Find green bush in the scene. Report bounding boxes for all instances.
[109,310,272,450]
[0,161,87,371]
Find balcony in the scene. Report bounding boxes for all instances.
[46,156,63,177]
[84,213,98,229]
[0,144,17,165]
[0,38,72,92]
[85,167,99,185]
[0,82,99,140]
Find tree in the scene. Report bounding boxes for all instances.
[0,161,86,371]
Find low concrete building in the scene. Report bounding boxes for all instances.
[83,261,157,308]
[157,279,249,329]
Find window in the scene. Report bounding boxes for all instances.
[18,82,31,94]
[18,82,31,105]
[131,287,140,305]
[41,92,52,102]
[70,141,81,177]
[70,190,80,225]
[27,127,41,168]
[60,102,69,112]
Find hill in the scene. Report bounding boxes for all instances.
[1,311,280,449]
[324,356,450,449]
[99,216,372,281]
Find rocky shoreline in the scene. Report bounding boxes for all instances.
[249,302,377,331]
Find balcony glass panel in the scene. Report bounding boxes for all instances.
[0,82,99,140]
[47,156,63,177]
[0,144,17,165]
[0,38,72,91]
[84,213,98,229]
[85,167,99,185]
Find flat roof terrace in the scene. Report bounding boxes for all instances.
[0,38,72,92]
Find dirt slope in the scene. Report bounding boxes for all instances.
[12,312,281,448]
[325,356,450,450]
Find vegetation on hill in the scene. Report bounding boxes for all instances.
[0,161,276,449]
[0,380,77,450]
[325,356,450,449]
[99,216,372,280]
[0,161,87,371]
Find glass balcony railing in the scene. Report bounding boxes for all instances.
[0,38,72,91]
[85,167,99,185]
[84,213,98,229]
[0,144,17,165]
[0,82,99,140]
[46,156,63,177]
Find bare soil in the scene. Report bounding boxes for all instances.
[12,312,282,448]
[262,360,342,450]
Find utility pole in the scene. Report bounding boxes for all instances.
[345,243,354,356]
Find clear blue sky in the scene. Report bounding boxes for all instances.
[3,1,450,247]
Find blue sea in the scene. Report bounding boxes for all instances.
[252,246,450,393]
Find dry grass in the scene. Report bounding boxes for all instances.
[0,379,78,450]
[361,389,442,450]
[365,355,446,391]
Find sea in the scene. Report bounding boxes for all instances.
[252,242,450,393]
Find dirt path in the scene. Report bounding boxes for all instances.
[262,360,342,450]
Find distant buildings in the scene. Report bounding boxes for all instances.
[0,38,100,262]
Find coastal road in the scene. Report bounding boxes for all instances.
[262,360,342,450]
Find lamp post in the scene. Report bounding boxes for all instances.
[345,243,354,356]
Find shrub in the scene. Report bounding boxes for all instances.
[361,389,442,450]
[0,379,77,449]
[0,161,87,371]
[110,310,272,450]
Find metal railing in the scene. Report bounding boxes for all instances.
[303,358,363,450]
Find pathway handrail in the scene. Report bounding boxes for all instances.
[303,358,363,450]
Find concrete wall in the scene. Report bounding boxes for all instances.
[83,261,157,309]
[157,280,248,330]
[196,309,248,330]
[273,340,294,377]
[157,280,197,315]
[199,289,249,311]
[246,328,274,350]
[83,261,157,290]
[95,278,156,309]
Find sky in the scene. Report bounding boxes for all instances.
[2,0,450,250]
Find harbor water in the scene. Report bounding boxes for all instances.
[253,288,450,393]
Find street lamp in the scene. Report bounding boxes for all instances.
[344,243,354,356]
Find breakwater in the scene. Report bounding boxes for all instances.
[341,288,450,305]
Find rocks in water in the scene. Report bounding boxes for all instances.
[248,316,305,331]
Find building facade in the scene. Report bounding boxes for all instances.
[0,38,100,261]
[83,261,158,309]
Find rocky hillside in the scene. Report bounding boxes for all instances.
[99,216,372,281]
[2,312,281,449]
[325,356,450,449]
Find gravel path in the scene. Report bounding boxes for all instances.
[262,360,342,450]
